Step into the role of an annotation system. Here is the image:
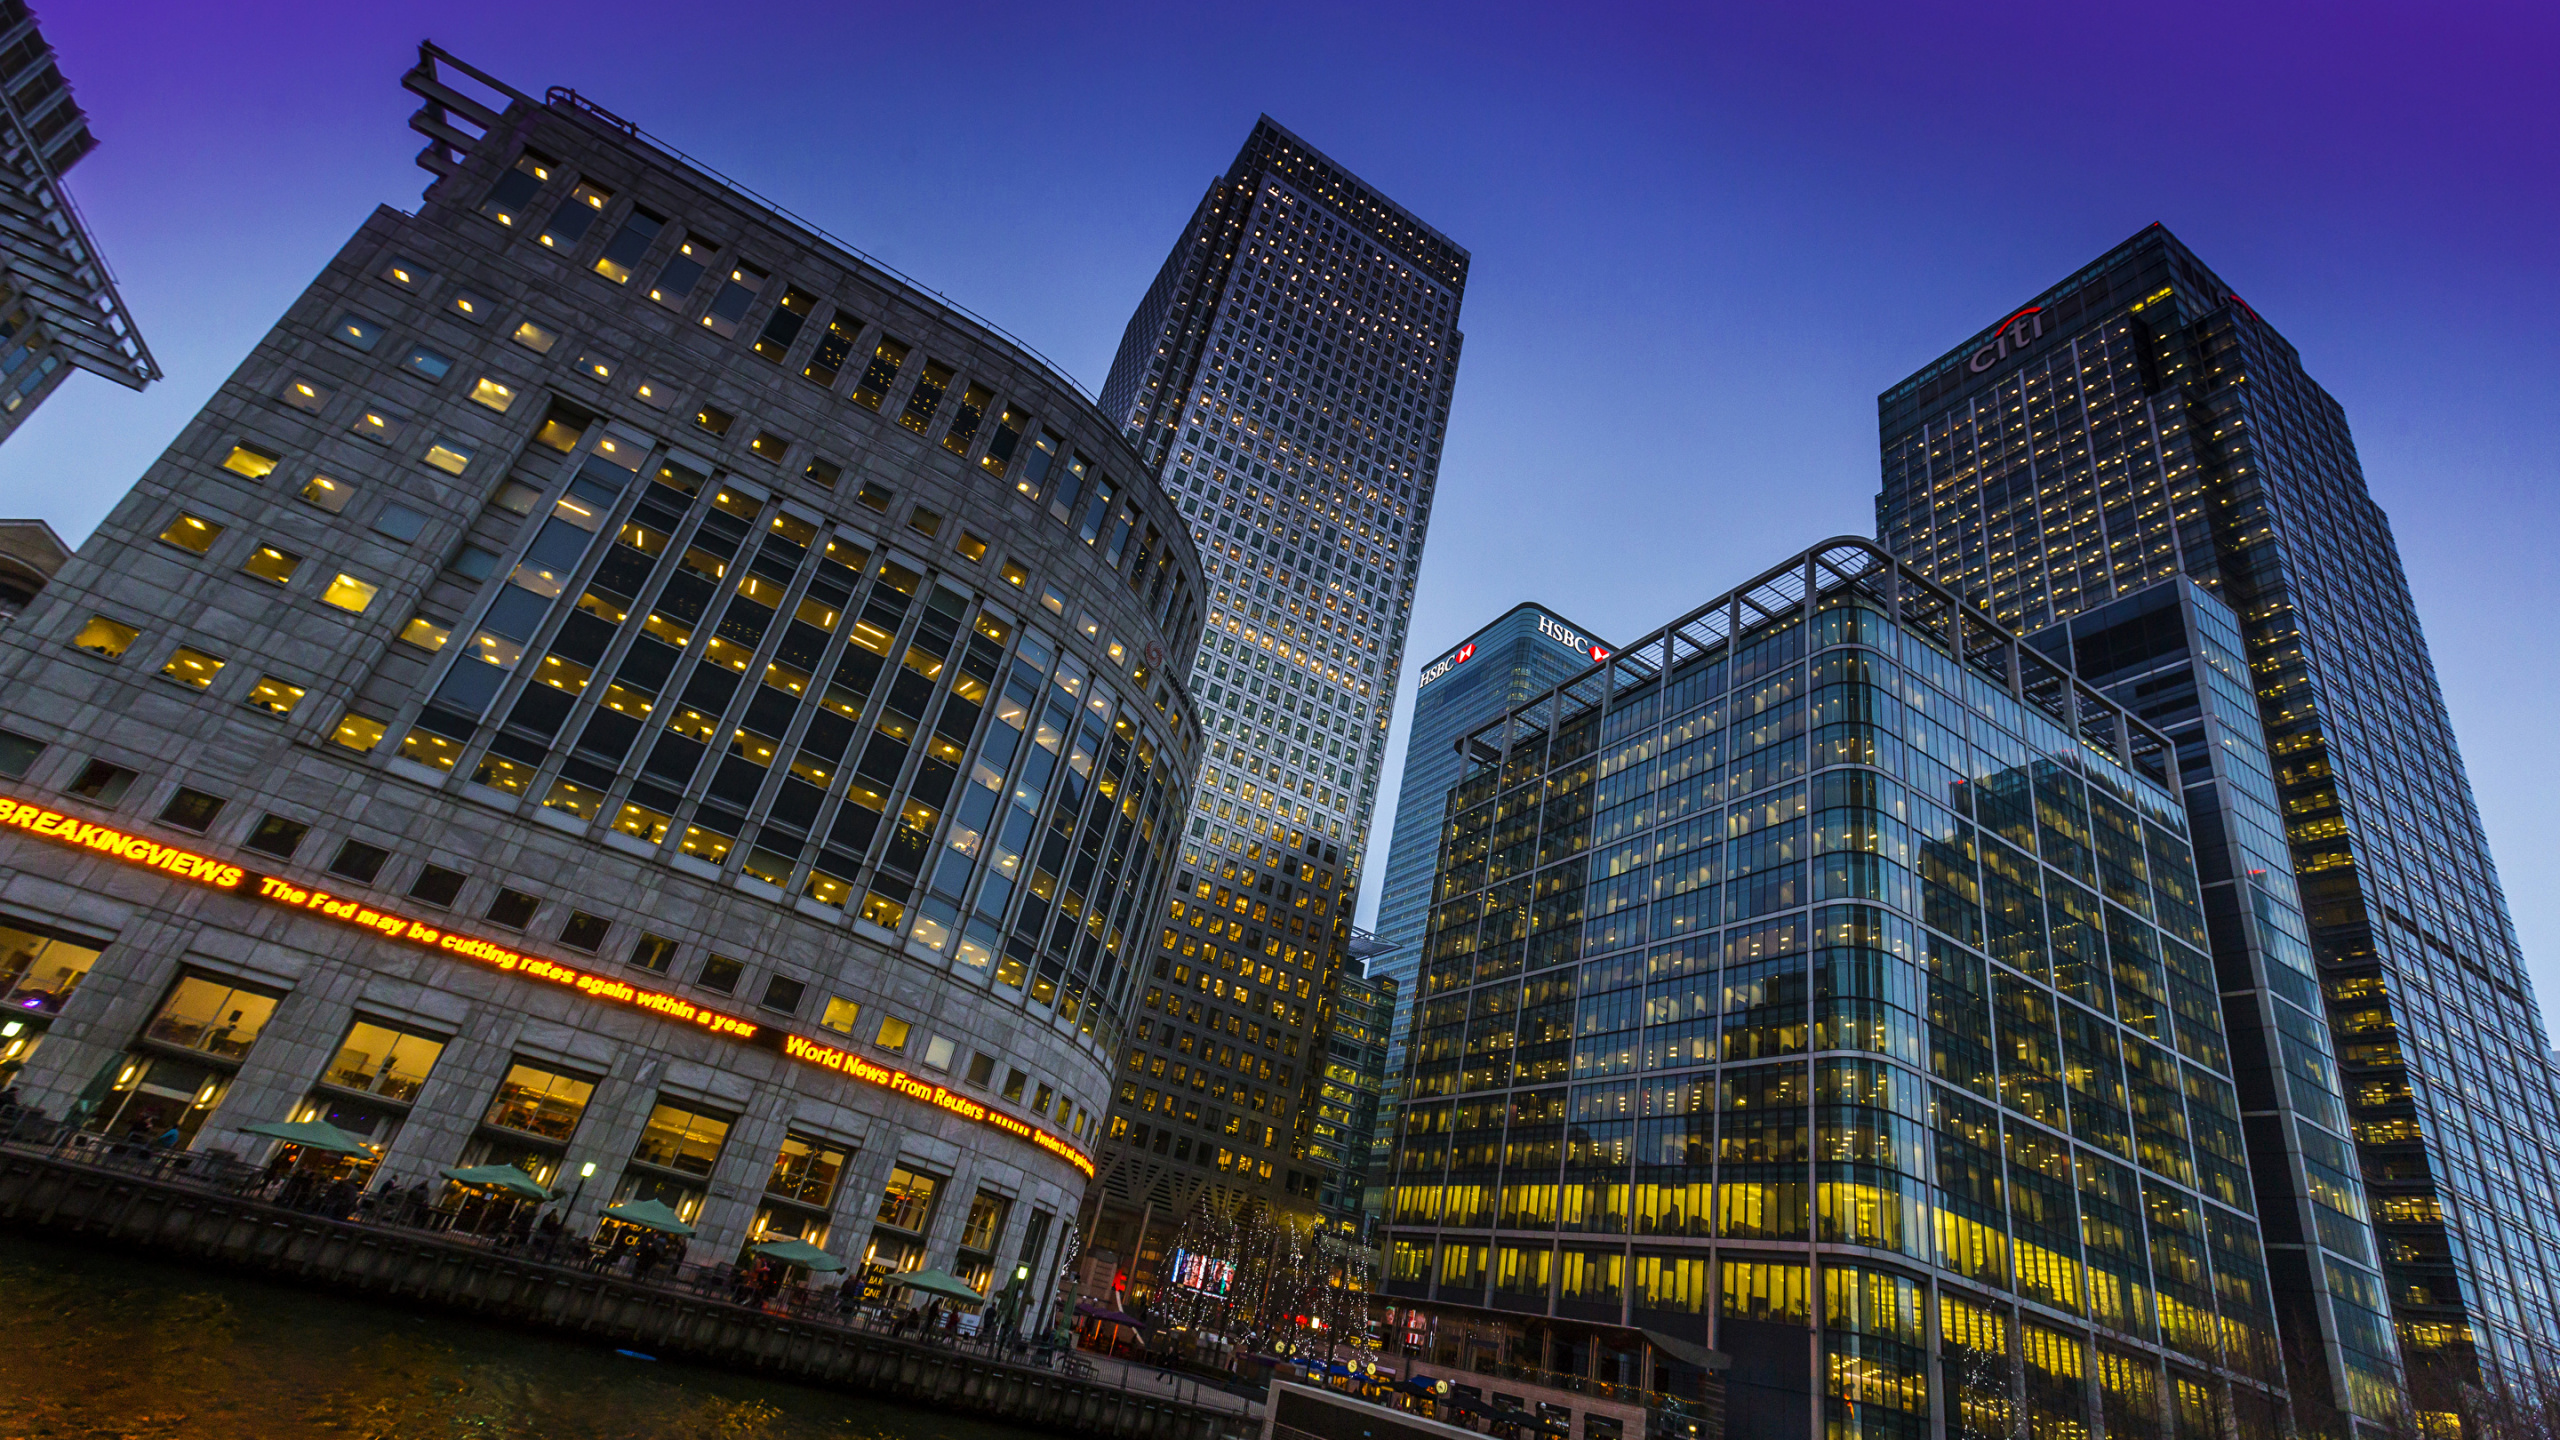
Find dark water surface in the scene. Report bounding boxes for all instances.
[0,1231,1060,1439]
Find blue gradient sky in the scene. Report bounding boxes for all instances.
[12,3,2555,1020]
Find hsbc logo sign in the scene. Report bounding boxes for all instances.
[1418,641,1475,689]
[1421,614,1610,691]
[1537,615,1608,663]
[1967,306,2046,373]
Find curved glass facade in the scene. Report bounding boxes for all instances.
[1384,542,2289,1437]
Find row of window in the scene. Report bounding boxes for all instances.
[457,149,1200,649]
[366,250,1195,661]
[352,435,1181,1053]
[147,368,1189,1062]
[73,953,1055,1285]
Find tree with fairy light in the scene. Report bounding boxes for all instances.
[1153,1194,1247,1349]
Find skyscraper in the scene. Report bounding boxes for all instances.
[1383,539,2292,1438]
[1879,223,2560,1430]
[1086,118,1465,1275]
[0,1,157,441]
[1365,603,1611,1225]
[1311,961,1396,1232]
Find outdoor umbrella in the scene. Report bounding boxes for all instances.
[895,1267,987,1305]
[600,1197,697,1235]
[1074,1299,1145,1327]
[752,1237,844,1271]
[241,1118,376,1156]
[437,1163,554,1201]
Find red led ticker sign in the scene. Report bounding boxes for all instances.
[0,794,1095,1176]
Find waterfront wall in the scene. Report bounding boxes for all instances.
[0,1146,1244,1440]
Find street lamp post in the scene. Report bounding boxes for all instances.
[568,1160,597,1217]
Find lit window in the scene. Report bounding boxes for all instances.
[379,256,429,290]
[471,755,536,795]
[652,235,730,316]
[331,314,382,352]
[244,676,305,716]
[279,376,332,414]
[422,439,473,475]
[349,405,406,445]
[70,616,139,660]
[447,289,490,323]
[956,531,989,563]
[402,345,454,381]
[160,646,225,690]
[1040,584,1065,615]
[591,207,663,284]
[329,712,387,752]
[478,148,551,228]
[876,1016,912,1054]
[299,474,353,513]
[397,615,450,651]
[542,776,605,820]
[613,801,671,845]
[240,545,301,585]
[749,431,787,461]
[511,319,559,354]
[157,514,224,556]
[468,377,517,412]
[399,727,463,772]
[572,353,613,384]
[537,180,613,250]
[222,444,281,479]
[633,377,674,410]
[695,405,734,437]
[700,262,768,339]
[321,574,380,614]
[820,996,861,1034]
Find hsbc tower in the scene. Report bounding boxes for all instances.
[1358,602,1610,1220]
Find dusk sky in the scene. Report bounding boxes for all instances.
[11,3,2556,1021]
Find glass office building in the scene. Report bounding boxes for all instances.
[1365,604,1611,1224]
[1091,117,1466,1246]
[1313,963,1397,1231]
[0,47,1198,1322]
[1877,224,2560,1430]
[1385,539,2288,1438]
[0,0,158,441]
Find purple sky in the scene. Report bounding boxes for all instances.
[12,2,2556,1023]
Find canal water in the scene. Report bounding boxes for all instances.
[0,1231,1060,1439]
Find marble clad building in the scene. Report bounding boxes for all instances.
[0,45,1203,1320]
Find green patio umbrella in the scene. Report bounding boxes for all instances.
[895,1267,988,1305]
[241,1117,376,1157]
[437,1163,554,1201]
[600,1197,697,1235]
[752,1237,845,1272]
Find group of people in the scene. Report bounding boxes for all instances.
[593,1221,690,1278]
[260,1160,365,1217]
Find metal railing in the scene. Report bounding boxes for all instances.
[0,1105,1100,1375]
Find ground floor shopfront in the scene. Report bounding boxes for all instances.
[0,855,1083,1322]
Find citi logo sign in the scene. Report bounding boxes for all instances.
[1967,306,2046,373]
[1418,641,1476,689]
